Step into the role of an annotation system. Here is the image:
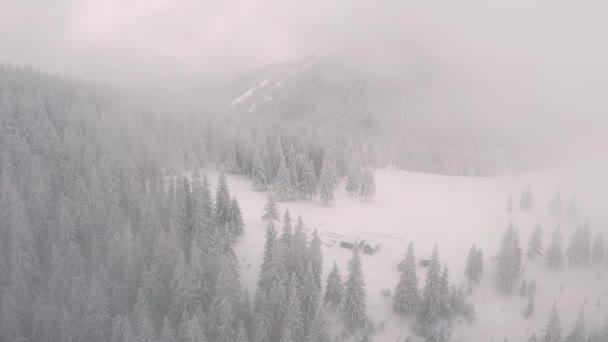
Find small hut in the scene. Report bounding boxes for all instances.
[361,239,381,255]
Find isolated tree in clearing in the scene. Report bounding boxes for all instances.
[546,227,564,270]
[359,167,376,201]
[527,223,543,259]
[496,225,522,294]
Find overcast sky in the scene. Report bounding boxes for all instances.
[2,0,607,82]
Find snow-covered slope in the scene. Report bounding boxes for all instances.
[200,161,608,341]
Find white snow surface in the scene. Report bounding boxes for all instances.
[200,162,608,341]
[230,88,254,107]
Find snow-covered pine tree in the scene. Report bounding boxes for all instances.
[520,185,534,212]
[418,246,442,336]
[160,317,176,342]
[359,167,376,201]
[181,312,207,342]
[343,247,368,332]
[170,251,196,327]
[527,223,543,259]
[280,209,293,246]
[565,309,586,342]
[0,175,39,341]
[519,278,528,297]
[592,234,605,264]
[546,227,563,270]
[262,194,280,222]
[496,224,522,294]
[542,304,562,342]
[275,157,295,202]
[300,263,320,335]
[252,148,268,191]
[258,221,278,292]
[309,229,323,290]
[523,292,535,318]
[550,191,562,217]
[215,171,232,228]
[134,288,156,342]
[225,143,240,174]
[439,265,451,318]
[228,197,244,239]
[324,262,343,307]
[305,307,330,342]
[291,217,309,281]
[528,278,537,296]
[475,248,484,282]
[212,253,240,342]
[567,221,591,266]
[282,276,304,342]
[299,157,317,200]
[236,322,249,342]
[393,242,420,314]
[252,292,272,342]
[345,164,361,195]
[465,245,482,284]
[318,156,337,206]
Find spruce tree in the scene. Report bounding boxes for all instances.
[252,148,268,191]
[439,265,451,318]
[262,194,280,222]
[324,262,343,308]
[252,292,272,342]
[542,304,562,342]
[318,157,336,206]
[228,197,244,239]
[309,229,323,290]
[160,317,175,342]
[345,164,361,195]
[496,225,522,294]
[215,171,232,228]
[565,309,585,342]
[280,209,293,246]
[299,157,317,200]
[527,223,543,259]
[523,292,535,318]
[393,242,420,314]
[276,157,295,202]
[359,167,376,201]
[342,247,368,332]
[300,263,320,335]
[465,245,483,284]
[282,276,304,342]
[418,246,442,336]
[291,217,308,281]
[305,308,330,342]
[592,234,605,264]
[258,221,278,292]
[546,227,563,270]
[568,222,591,266]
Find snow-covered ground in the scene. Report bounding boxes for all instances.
[202,161,608,341]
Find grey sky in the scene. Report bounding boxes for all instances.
[2,0,607,82]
